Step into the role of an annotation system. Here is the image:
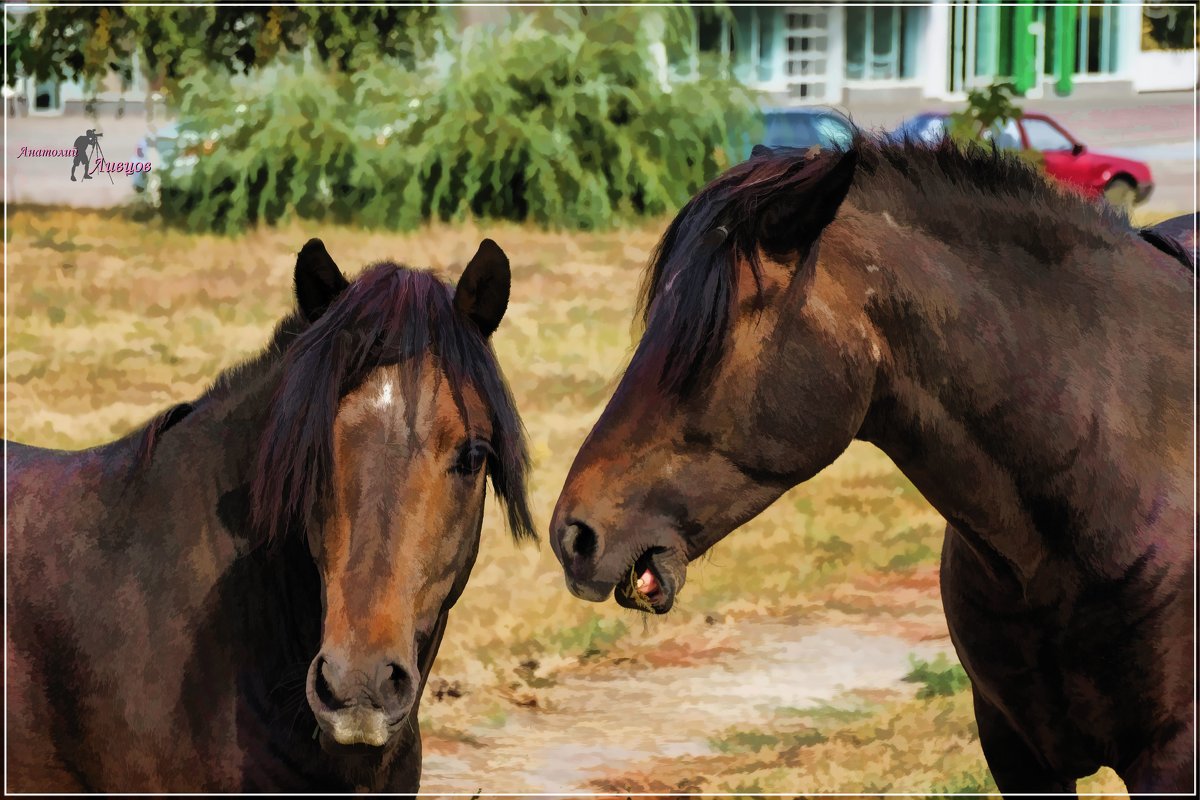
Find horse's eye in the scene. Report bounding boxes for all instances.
[451,441,490,477]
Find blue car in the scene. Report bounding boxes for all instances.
[740,107,857,160]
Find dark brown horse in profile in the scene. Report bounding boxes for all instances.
[551,138,1194,795]
[7,239,533,792]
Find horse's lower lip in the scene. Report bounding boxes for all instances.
[317,731,390,756]
[564,575,614,602]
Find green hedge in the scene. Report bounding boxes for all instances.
[157,8,761,233]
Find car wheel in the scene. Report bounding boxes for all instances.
[1103,177,1137,215]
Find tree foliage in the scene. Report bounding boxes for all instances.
[157,7,760,233]
[946,81,1024,145]
[6,2,446,92]
[946,80,1043,170]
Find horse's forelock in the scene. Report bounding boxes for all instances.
[249,263,533,546]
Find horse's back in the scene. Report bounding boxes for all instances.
[1140,212,1196,272]
[5,440,100,556]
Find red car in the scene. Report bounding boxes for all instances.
[894,112,1154,210]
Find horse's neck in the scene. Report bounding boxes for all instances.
[187,362,323,638]
[852,203,1188,585]
[170,367,331,778]
[850,223,1071,586]
[119,356,307,630]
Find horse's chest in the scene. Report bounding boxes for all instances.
[941,540,1172,773]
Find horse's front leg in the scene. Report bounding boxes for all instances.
[1119,719,1194,794]
[941,525,1078,798]
[972,688,1078,798]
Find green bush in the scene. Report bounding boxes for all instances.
[157,8,760,233]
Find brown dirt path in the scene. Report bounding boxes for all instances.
[420,616,956,796]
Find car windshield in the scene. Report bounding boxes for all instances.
[761,113,854,150]
[813,115,854,149]
[1022,118,1074,152]
[983,119,1022,150]
[762,114,820,149]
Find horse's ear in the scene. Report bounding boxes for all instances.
[757,148,858,259]
[750,144,773,159]
[295,238,349,322]
[454,239,511,338]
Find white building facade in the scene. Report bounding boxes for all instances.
[697,2,1195,107]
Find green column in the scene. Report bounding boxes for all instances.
[1012,0,1036,93]
[1054,4,1077,96]
[975,0,997,80]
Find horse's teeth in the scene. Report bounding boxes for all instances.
[638,569,658,594]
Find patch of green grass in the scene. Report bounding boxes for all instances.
[482,706,508,729]
[789,700,878,724]
[928,770,998,796]
[541,615,630,659]
[635,689,998,794]
[904,653,972,699]
[886,538,938,571]
[709,726,826,754]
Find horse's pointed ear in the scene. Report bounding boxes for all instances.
[454,239,511,338]
[295,238,349,322]
[751,144,773,159]
[758,147,859,259]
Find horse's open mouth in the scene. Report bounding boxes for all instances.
[614,547,681,614]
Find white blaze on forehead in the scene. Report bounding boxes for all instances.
[368,371,410,441]
[374,379,395,409]
[359,363,446,444]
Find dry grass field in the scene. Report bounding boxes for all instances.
[5,205,1155,796]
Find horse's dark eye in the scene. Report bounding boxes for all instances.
[451,441,490,477]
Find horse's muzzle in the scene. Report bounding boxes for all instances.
[306,652,414,749]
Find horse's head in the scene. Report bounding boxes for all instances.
[551,147,878,614]
[253,239,532,753]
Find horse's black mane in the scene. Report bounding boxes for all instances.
[635,133,1136,398]
[133,263,534,544]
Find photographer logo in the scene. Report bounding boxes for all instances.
[16,129,153,182]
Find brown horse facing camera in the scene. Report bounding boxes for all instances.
[7,239,533,792]
[550,139,1194,795]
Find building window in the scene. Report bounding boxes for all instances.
[31,79,62,114]
[1142,3,1195,51]
[1078,1,1120,74]
[690,6,833,100]
[696,6,730,59]
[846,4,919,81]
[782,7,830,98]
[674,5,731,82]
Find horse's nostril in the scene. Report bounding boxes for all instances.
[387,663,410,694]
[375,661,415,712]
[313,656,345,710]
[563,520,598,561]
